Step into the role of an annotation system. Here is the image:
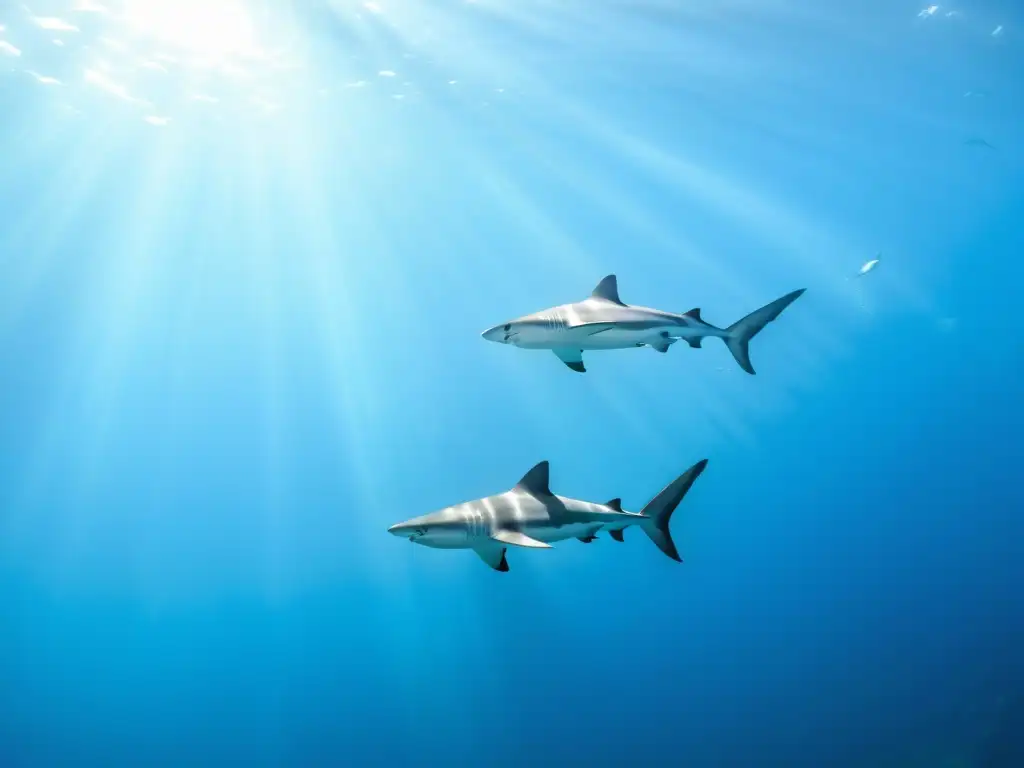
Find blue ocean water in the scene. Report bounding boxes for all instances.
[1,1,1022,765]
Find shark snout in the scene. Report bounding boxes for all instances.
[388,520,428,540]
[388,522,413,538]
[481,323,513,343]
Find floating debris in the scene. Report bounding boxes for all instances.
[992,25,1004,37]
[918,5,939,19]
[26,70,61,85]
[848,254,881,280]
[964,137,996,150]
[33,16,79,33]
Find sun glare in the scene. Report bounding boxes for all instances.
[120,0,262,61]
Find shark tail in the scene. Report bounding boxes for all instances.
[638,459,708,562]
[723,289,805,375]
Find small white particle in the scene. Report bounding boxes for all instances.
[856,257,880,277]
[250,96,280,112]
[26,70,62,85]
[364,1,382,12]
[144,115,170,126]
[0,40,21,57]
[918,5,938,18]
[992,25,1004,37]
[378,69,395,77]
[448,79,457,85]
[74,0,111,13]
[34,17,79,32]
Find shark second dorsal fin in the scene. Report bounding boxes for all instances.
[591,275,625,305]
[516,461,551,496]
[606,498,623,511]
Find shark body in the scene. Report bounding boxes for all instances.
[388,459,708,572]
[481,275,804,374]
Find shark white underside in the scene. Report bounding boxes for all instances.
[481,275,805,374]
[388,458,709,572]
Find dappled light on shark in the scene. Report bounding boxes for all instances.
[389,458,708,572]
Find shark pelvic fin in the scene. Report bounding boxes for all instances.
[686,338,702,349]
[473,543,510,572]
[591,274,625,305]
[609,529,625,542]
[516,461,551,496]
[491,529,552,549]
[553,348,586,373]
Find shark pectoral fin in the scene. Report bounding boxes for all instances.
[567,321,616,337]
[650,340,672,353]
[473,543,510,572]
[553,348,586,373]
[491,529,552,549]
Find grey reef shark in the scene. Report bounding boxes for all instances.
[482,275,805,374]
[389,458,708,572]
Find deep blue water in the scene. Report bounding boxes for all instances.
[1,1,1022,766]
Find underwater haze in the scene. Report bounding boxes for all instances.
[1,0,1022,765]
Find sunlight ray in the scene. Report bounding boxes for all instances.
[0,118,143,336]
[270,115,385,558]
[234,130,294,598]
[48,133,185,573]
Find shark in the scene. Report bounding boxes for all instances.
[481,275,805,374]
[388,458,708,572]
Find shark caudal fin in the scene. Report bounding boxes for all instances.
[723,289,805,375]
[638,459,708,562]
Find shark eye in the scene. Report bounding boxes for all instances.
[503,324,511,332]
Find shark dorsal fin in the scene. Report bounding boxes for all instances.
[516,461,551,496]
[591,275,624,305]
[606,498,623,511]
[684,308,703,322]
